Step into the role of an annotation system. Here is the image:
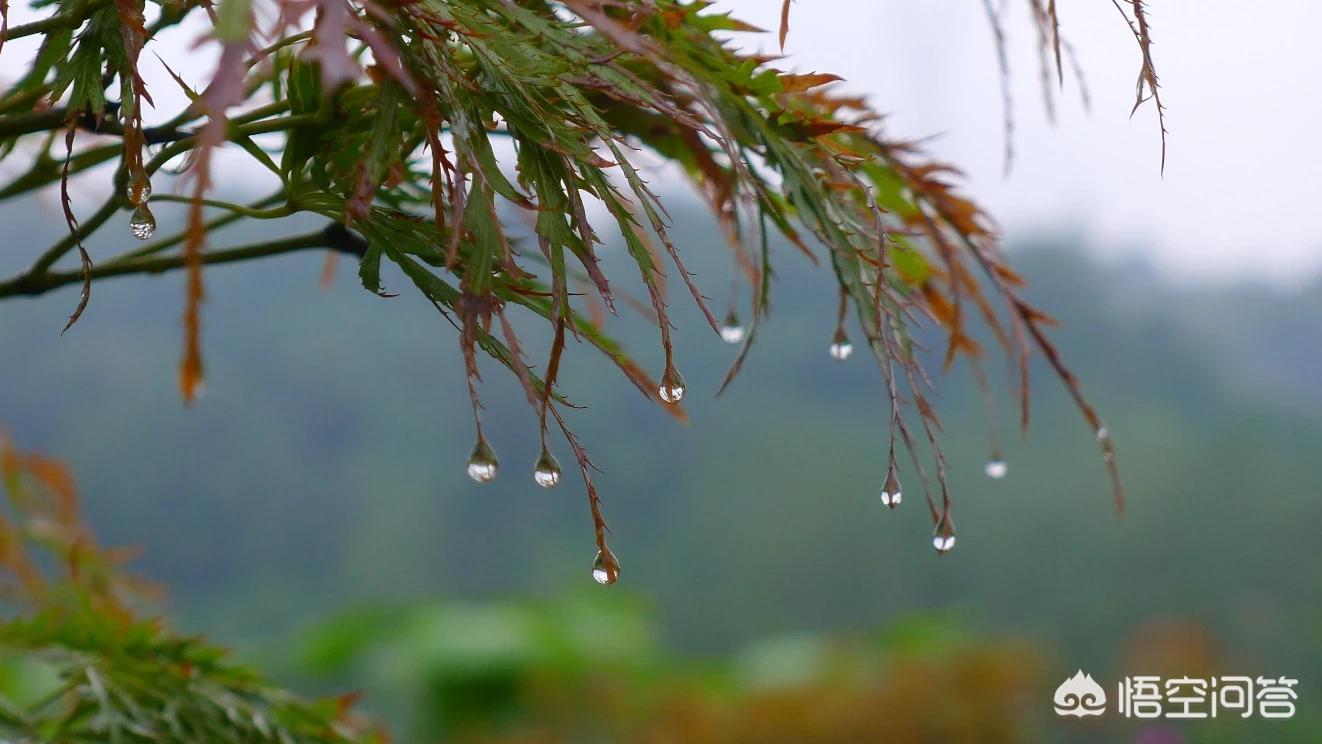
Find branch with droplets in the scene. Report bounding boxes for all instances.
[0,0,1164,579]
[0,110,320,324]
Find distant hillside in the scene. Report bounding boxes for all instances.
[1,201,1319,699]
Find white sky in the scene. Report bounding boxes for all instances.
[5,1,1320,284]
[733,1,1322,285]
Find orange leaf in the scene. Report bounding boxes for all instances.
[779,0,792,50]
[787,120,866,140]
[779,72,842,92]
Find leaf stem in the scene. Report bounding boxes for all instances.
[31,197,121,275]
[148,194,293,219]
[118,193,286,261]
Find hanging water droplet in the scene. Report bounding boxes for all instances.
[880,472,901,509]
[1096,426,1110,441]
[984,458,1007,479]
[466,438,499,483]
[128,205,156,240]
[533,449,562,488]
[658,366,686,404]
[828,333,853,361]
[932,533,957,553]
[719,310,745,344]
[592,549,618,585]
[125,174,152,205]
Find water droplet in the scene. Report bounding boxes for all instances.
[125,174,152,205]
[658,366,686,404]
[828,337,853,361]
[880,473,901,509]
[984,458,1007,479]
[592,549,618,585]
[932,534,957,553]
[1096,426,1109,441]
[719,310,745,344]
[128,205,156,240]
[466,438,499,483]
[533,449,561,488]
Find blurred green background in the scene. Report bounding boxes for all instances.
[1,198,1319,742]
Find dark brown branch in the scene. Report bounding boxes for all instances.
[0,108,191,143]
[0,226,360,299]
[3,0,112,42]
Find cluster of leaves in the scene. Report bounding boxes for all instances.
[0,435,384,742]
[299,598,1045,743]
[0,0,1164,566]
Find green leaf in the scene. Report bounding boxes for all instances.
[215,0,253,43]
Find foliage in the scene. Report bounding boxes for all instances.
[295,593,1322,743]
[0,0,1165,566]
[0,435,383,743]
[297,596,1046,743]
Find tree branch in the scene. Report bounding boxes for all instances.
[12,113,315,279]
[0,108,192,143]
[0,103,295,203]
[4,0,113,42]
[0,226,363,299]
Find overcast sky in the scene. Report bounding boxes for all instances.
[734,1,1322,285]
[6,1,1320,285]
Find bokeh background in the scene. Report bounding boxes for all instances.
[2,1,1321,742]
